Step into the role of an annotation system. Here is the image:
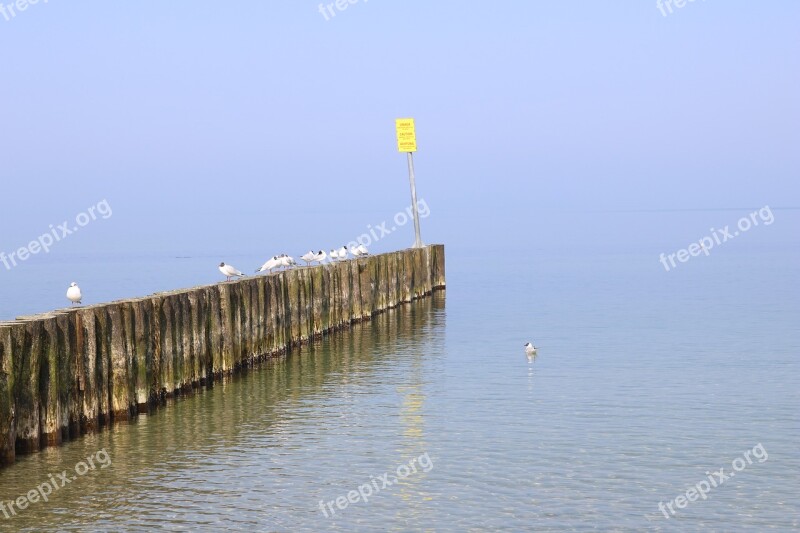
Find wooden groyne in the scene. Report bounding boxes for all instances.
[0,245,445,466]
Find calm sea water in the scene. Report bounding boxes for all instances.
[0,241,798,531]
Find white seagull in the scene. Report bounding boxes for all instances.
[315,250,327,263]
[524,342,538,358]
[357,244,369,256]
[337,246,348,261]
[219,262,244,281]
[351,246,363,258]
[329,249,338,262]
[66,282,82,305]
[256,256,280,274]
[280,255,296,269]
[301,251,317,266]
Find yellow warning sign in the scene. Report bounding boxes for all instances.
[395,118,417,152]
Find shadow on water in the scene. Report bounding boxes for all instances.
[0,291,446,531]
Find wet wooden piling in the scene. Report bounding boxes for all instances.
[0,245,445,466]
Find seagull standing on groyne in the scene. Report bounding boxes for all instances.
[301,251,317,266]
[219,262,245,281]
[256,256,280,274]
[66,282,82,305]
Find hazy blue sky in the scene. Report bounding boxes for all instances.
[1,0,798,262]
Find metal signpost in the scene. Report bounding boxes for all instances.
[395,118,424,248]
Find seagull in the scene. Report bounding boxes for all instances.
[256,256,280,274]
[524,342,538,358]
[66,282,82,305]
[330,249,338,262]
[357,244,369,256]
[337,246,348,261]
[219,262,244,281]
[301,251,317,266]
[315,250,327,263]
[351,246,363,258]
[280,255,296,269]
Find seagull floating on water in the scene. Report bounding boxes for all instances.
[219,262,244,281]
[524,342,538,358]
[66,282,82,305]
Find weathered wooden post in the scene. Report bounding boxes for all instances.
[40,313,61,446]
[0,323,15,465]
